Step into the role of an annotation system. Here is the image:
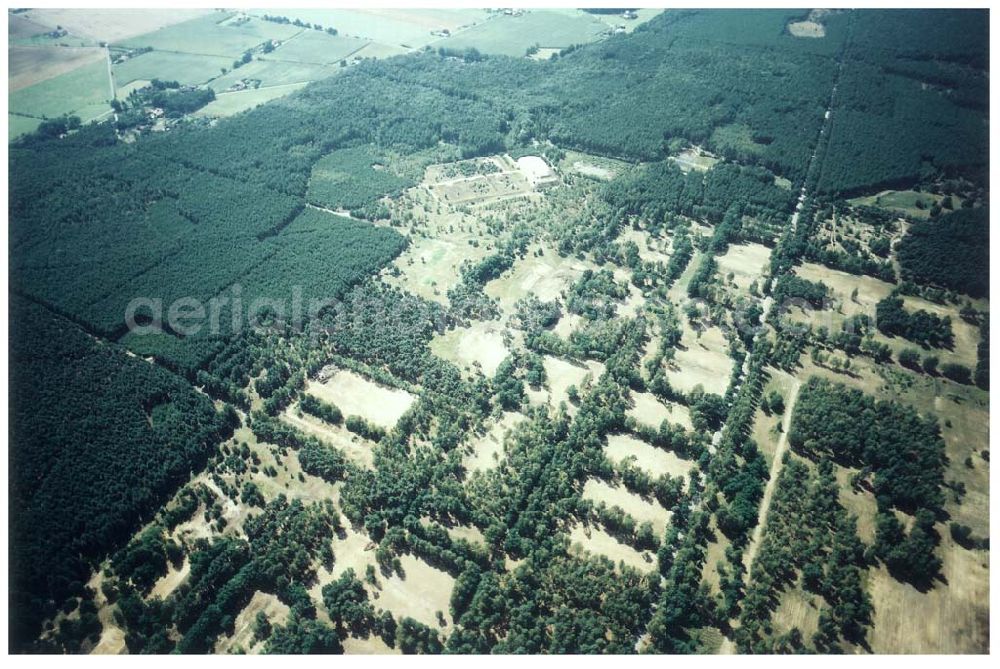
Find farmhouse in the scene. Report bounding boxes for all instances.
[516,155,558,189]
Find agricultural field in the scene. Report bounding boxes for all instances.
[8,58,110,122]
[436,10,610,57]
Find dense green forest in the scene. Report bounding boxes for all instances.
[9,297,232,646]
[897,208,989,298]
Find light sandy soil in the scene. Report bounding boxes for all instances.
[568,523,655,573]
[24,8,212,43]
[793,261,894,319]
[88,571,126,655]
[215,591,290,654]
[771,587,822,639]
[281,407,377,470]
[148,557,190,601]
[868,535,989,653]
[582,479,672,530]
[669,147,719,173]
[834,464,878,544]
[9,46,106,91]
[430,320,509,376]
[305,371,415,430]
[605,433,696,482]
[343,634,399,654]
[463,411,525,473]
[788,20,825,38]
[373,554,455,631]
[627,391,693,430]
[899,295,981,368]
[716,242,772,292]
[664,324,731,396]
[552,312,584,339]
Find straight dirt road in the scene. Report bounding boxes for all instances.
[718,378,802,654]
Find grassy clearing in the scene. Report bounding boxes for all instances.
[867,534,989,653]
[9,45,105,91]
[534,357,605,408]
[664,323,731,396]
[430,320,510,376]
[115,12,301,59]
[267,29,368,64]
[114,50,231,87]
[582,479,671,529]
[305,372,415,430]
[463,411,525,474]
[848,189,948,220]
[787,20,825,38]
[214,591,290,654]
[376,555,456,630]
[9,58,109,120]
[617,227,673,265]
[770,587,822,639]
[194,83,310,117]
[605,433,696,481]
[716,242,772,292]
[568,523,655,573]
[281,407,377,470]
[437,10,608,57]
[560,149,631,182]
[627,391,693,431]
[670,146,721,173]
[485,242,598,316]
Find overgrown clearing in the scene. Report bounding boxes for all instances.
[582,479,671,529]
[568,524,654,573]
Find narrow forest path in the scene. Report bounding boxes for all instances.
[718,379,801,654]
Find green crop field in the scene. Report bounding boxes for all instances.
[251,7,490,48]
[8,58,109,120]
[194,83,310,117]
[436,10,609,56]
[8,114,42,141]
[115,11,301,59]
[113,50,232,87]
[208,59,339,92]
[266,29,368,65]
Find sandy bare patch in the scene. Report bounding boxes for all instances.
[664,324,731,396]
[430,320,509,376]
[281,408,377,470]
[771,587,822,639]
[628,391,693,430]
[306,371,415,430]
[582,479,671,530]
[568,523,655,573]
[9,46,106,91]
[446,524,487,547]
[215,591,290,654]
[605,433,696,481]
[148,557,189,601]
[343,634,399,654]
[793,261,894,318]
[618,227,672,265]
[716,242,772,292]
[375,554,455,631]
[670,147,719,173]
[572,161,614,180]
[788,20,825,38]
[551,312,584,339]
[463,411,525,473]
